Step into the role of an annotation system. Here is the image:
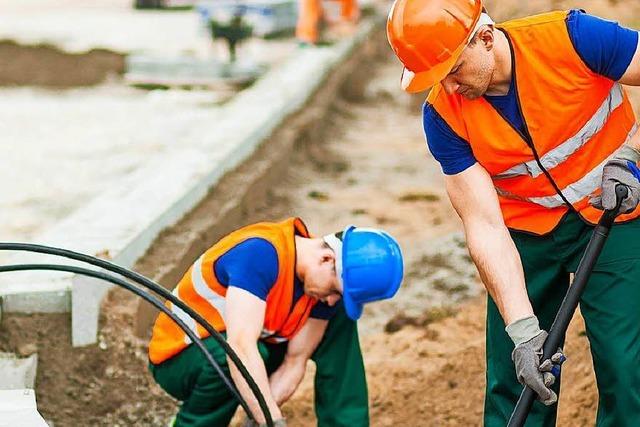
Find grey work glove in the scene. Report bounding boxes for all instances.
[507,316,566,406]
[591,145,640,213]
[242,417,287,427]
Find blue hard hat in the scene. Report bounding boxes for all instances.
[333,226,404,320]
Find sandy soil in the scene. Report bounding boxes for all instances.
[286,297,600,427]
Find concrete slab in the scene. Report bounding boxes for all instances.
[1,284,70,314]
[0,389,48,427]
[125,55,264,87]
[0,353,38,390]
[71,275,112,347]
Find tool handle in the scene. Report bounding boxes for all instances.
[507,184,628,427]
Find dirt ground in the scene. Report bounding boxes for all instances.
[285,297,600,426]
[2,1,640,425]
[0,40,124,87]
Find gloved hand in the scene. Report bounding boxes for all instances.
[242,417,287,427]
[591,145,640,213]
[506,316,566,406]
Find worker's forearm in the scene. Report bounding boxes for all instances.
[269,356,306,406]
[465,220,533,325]
[227,342,282,423]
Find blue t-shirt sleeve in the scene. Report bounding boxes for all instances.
[566,9,639,81]
[214,238,279,301]
[310,301,337,320]
[423,103,477,175]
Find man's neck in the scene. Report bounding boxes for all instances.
[485,28,513,96]
[294,235,308,282]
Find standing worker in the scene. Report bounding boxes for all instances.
[388,1,640,425]
[148,217,403,426]
[296,0,360,46]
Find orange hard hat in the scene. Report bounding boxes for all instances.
[387,0,483,93]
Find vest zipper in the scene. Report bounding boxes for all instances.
[496,28,578,214]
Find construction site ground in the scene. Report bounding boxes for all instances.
[2,0,640,426]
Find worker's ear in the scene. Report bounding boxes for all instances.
[321,250,335,264]
[477,25,495,51]
[320,245,336,264]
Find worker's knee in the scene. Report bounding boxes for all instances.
[593,347,640,395]
[592,358,640,426]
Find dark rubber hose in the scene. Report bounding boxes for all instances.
[0,263,257,421]
[0,243,273,427]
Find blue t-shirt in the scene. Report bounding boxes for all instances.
[423,9,639,175]
[213,237,337,320]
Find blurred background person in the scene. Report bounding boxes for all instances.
[296,0,360,46]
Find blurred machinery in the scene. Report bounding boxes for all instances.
[207,6,254,63]
[197,0,298,38]
[126,1,298,89]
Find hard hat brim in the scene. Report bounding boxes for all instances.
[340,226,364,320]
[343,289,364,321]
[400,40,467,93]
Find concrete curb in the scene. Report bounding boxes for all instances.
[0,352,38,390]
[0,17,383,347]
[0,389,48,427]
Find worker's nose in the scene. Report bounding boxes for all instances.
[442,78,460,95]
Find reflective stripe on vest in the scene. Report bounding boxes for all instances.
[191,255,227,324]
[170,255,229,346]
[494,83,625,180]
[496,123,638,208]
[170,287,198,346]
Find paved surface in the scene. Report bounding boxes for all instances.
[0,85,225,243]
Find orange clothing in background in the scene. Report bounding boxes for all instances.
[296,0,359,44]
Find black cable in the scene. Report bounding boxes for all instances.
[0,263,254,418]
[0,244,273,426]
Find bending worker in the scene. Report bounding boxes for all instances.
[388,1,640,425]
[148,217,403,426]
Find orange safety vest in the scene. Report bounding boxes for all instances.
[427,10,640,235]
[149,218,318,365]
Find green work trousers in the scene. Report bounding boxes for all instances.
[484,212,640,427]
[150,303,369,427]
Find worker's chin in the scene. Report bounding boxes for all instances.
[462,89,482,100]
